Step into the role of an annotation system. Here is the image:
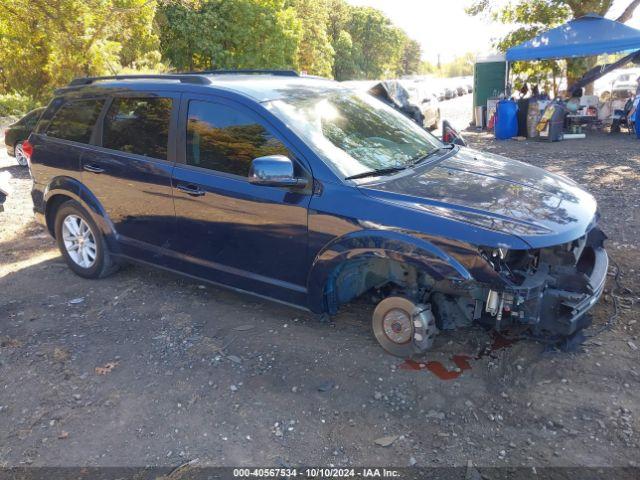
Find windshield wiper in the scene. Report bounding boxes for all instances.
[345,166,407,181]
[407,144,456,168]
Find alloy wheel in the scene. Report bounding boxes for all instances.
[15,143,28,166]
[62,214,97,268]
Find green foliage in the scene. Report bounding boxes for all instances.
[0,93,41,117]
[345,7,407,79]
[441,53,476,77]
[0,0,163,100]
[290,0,334,77]
[0,0,422,100]
[157,0,301,71]
[156,0,421,80]
[400,38,422,77]
[466,0,639,93]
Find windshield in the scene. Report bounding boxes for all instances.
[265,90,442,179]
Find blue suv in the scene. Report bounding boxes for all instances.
[26,71,607,357]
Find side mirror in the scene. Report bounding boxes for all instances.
[248,155,307,188]
[442,120,467,147]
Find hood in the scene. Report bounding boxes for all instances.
[359,147,598,249]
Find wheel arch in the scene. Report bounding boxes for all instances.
[43,177,115,243]
[305,229,474,314]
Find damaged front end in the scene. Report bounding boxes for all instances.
[467,227,608,337]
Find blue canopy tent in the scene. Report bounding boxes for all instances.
[507,14,640,61]
[506,14,640,93]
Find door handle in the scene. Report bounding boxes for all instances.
[84,164,105,174]
[176,183,205,197]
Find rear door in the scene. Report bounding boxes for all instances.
[82,92,179,254]
[30,97,106,189]
[171,95,312,301]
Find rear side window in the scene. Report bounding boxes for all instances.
[103,97,173,160]
[186,100,291,176]
[20,109,42,128]
[46,99,105,143]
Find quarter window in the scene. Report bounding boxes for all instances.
[186,101,291,176]
[103,97,173,160]
[46,99,105,144]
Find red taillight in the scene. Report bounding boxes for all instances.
[22,139,33,160]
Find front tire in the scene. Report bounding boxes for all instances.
[54,201,118,279]
[15,142,28,166]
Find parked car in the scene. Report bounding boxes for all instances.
[611,82,636,100]
[443,87,456,100]
[403,83,441,131]
[25,72,607,357]
[4,107,45,166]
[0,186,6,213]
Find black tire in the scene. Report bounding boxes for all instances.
[54,200,118,279]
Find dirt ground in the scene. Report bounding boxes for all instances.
[0,95,638,470]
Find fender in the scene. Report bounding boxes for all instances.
[43,176,119,251]
[306,229,476,314]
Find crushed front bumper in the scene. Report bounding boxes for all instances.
[502,229,608,336]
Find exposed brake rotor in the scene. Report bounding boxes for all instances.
[372,296,438,358]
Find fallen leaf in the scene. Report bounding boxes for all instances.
[53,348,70,362]
[374,435,398,447]
[233,324,255,331]
[0,337,22,348]
[58,431,69,440]
[95,361,119,375]
[227,355,242,364]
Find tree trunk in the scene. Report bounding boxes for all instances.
[616,0,640,23]
[566,56,598,95]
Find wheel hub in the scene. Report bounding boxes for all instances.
[372,296,438,358]
[382,308,413,344]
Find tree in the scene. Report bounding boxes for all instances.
[346,6,406,79]
[441,52,475,77]
[467,0,640,94]
[333,30,358,80]
[0,0,162,100]
[289,0,334,77]
[156,0,301,71]
[400,38,422,76]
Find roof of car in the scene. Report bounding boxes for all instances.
[62,72,345,103]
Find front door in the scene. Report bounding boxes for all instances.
[81,93,179,255]
[171,96,312,303]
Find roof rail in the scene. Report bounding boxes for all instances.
[68,74,211,86]
[180,69,300,77]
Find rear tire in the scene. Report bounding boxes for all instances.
[15,142,28,166]
[54,201,118,279]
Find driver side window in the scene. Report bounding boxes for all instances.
[186,100,292,177]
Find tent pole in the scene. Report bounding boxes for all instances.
[505,61,511,97]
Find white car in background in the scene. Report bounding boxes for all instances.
[403,82,441,130]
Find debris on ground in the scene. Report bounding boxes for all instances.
[95,362,119,375]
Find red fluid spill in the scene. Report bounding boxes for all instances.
[399,355,472,380]
[399,330,519,380]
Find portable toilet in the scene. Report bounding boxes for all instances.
[473,54,507,127]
